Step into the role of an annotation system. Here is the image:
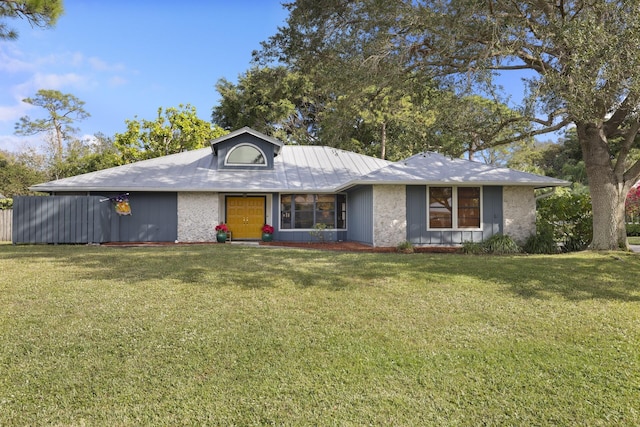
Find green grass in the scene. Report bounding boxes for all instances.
[628,236,640,245]
[1,244,639,425]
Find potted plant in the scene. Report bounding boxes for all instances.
[261,224,274,242]
[215,223,229,243]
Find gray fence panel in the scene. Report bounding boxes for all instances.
[13,196,111,244]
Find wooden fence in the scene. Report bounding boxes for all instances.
[0,210,11,241]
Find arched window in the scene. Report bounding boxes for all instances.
[225,144,267,166]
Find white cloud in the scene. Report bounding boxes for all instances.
[88,56,126,72]
[31,72,90,90]
[0,44,34,73]
[108,75,128,87]
[0,99,31,122]
[0,134,44,153]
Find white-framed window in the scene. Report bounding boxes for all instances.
[280,194,347,230]
[427,186,482,230]
[224,143,267,166]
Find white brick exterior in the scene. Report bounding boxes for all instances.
[503,186,536,245]
[177,193,219,242]
[372,185,406,247]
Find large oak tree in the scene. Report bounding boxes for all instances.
[260,0,640,250]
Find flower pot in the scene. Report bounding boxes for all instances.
[261,232,273,242]
[216,232,227,243]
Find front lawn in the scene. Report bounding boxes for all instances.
[628,236,640,245]
[1,245,639,425]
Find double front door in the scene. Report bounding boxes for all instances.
[226,196,265,239]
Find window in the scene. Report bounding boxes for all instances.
[280,194,347,229]
[428,187,481,229]
[225,144,266,166]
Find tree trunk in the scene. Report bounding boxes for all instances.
[577,123,630,250]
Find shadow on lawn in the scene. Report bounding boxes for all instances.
[2,244,639,302]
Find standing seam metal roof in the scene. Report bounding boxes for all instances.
[29,140,568,193]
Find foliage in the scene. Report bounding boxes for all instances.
[2,245,639,425]
[115,104,228,164]
[523,229,558,255]
[463,234,521,255]
[461,240,484,255]
[537,187,593,252]
[213,67,319,145]
[0,150,48,196]
[626,184,640,222]
[627,223,640,237]
[0,0,63,40]
[215,223,229,234]
[396,240,414,254]
[481,234,521,255]
[14,89,90,179]
[261,224,274,234]
[0,198,12,209]
[507,130,587,184]
[309,222,330,242]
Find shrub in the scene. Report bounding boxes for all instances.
[396,241,414,254]
[627,223,640,237]
[482,233,521,255]
[462,241,485,255]
[523,230,558,254]
[463,234,520,255]
[537,187,592,252]
[309,223,331,243]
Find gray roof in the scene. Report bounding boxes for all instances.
[30,131,568,193]
[30,145,393,193]
[336,151,569,190]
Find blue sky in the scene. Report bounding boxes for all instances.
[0,1,289,152]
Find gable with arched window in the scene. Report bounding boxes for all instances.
[224,143,267,166]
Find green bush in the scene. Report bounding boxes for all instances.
[0,198,13,210]
[523,230,558,254]
[482,233,521,255]
[627,223,640,236]
[462,241,485,255]
[396,241,414,254]
[463,234,520,255]
[537,187,592,252]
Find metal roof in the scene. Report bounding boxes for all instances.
[30,145,392,193]
[30,131,568,193]
[337,151,569,190]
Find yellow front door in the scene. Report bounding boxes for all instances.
[226,196,265,239]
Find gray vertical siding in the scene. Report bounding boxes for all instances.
[104,192,177,242]
[346,186,373,245]
[406,185,503,245]
[482,186,503,236]
[13,196,110,244]
[13,193,178,244]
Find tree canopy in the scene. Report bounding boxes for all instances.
[15,89,90,179]
[0,0,63,39]
[115,104,228,164]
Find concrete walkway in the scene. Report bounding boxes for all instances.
[631,245,640,253]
